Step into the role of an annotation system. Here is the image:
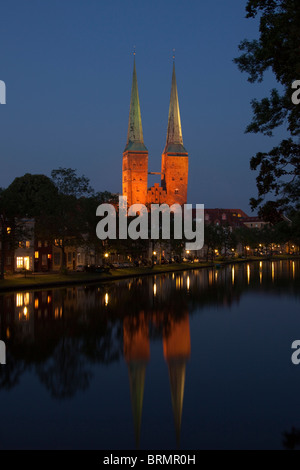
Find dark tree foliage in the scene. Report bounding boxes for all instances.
[51,167,94,198]
[234,0,300,221]
[0,175,59,278]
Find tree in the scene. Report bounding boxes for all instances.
[0,174,59,279]
[234,0,300,220]
[51,168,120,270]
[234,226,260,256]
[219,225,238,257]
[204,224,223,261]
[51,167,94,198]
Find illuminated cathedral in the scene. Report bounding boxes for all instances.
[122,56,189,207]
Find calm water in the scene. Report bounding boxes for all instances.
[0,260,300,450]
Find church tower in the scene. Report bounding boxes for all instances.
[123,312,150,449]
[163,312,191,447]
[122,57,148,207]
[161,61,188,206]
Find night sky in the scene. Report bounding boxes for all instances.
[0,0,286,214]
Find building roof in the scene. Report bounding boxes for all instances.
[164,62,187,154]
[242,217,265,223]
[195,208,249,227]
[124,57,147,153]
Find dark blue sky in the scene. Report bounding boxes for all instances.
[0,0,286,214]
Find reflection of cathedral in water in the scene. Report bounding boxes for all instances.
[123,310,191,448]
[0,260,299,448]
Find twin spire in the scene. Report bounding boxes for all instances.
[125,57,186,154]
[124,57,147,152]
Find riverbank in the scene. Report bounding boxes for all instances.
[0,255,298,292]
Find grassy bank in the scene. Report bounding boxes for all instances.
[0,255,298,292]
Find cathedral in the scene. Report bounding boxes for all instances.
[122,57,189,208]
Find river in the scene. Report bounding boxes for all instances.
[0,260,299,450]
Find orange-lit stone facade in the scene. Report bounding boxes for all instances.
[146,183,167,205]
[161,153,189,207]
[122,151,149,207]
[123,152,189,208]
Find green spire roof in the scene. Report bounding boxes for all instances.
[124,57,147,152]
[164,62,187,154]
[127,360,147,449]
[167,358,187,448]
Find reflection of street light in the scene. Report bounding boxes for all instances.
[105,293,109,306]
[153,283,157,296]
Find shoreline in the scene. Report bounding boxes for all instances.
[0,256,299,293]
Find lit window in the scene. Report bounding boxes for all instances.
[7,227,11,234]
[35,251,39,259]
[24,293,30,306]
[18,242,23,248]
[26,241,30,248]
[35,298,39,309]
[16,257,23,268]
[16,293,23,307]
[38,241,42,248]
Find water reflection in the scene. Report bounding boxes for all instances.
[0,260,299,449]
